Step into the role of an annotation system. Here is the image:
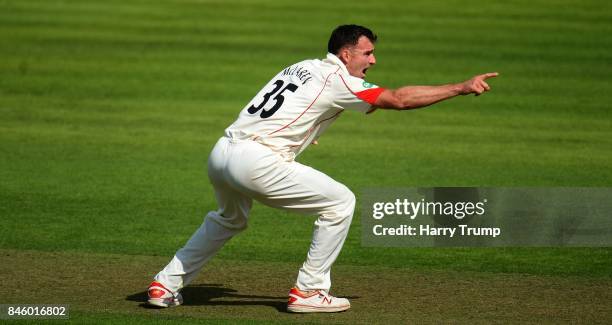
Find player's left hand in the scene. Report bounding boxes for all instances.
[461,72,499,96]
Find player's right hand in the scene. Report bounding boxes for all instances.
[461,72,499,96]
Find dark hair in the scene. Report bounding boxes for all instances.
[327,24,377,55]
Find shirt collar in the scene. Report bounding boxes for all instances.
[324,52,350,76]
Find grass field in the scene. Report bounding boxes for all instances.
[1,0,612,323]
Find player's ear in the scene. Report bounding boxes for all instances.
[338,48,350,64]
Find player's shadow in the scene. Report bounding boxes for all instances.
[127,283,287,312]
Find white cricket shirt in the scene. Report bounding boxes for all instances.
[225,53,385,161]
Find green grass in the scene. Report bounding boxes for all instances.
[2,249,610,324]
[1,0,612,323]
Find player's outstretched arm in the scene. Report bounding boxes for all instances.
[374,72,499,110]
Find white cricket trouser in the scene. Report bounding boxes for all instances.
[155,136,355,292]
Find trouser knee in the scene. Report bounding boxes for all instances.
[330,188,356,223]
[206,211,248,232]
[343,190,356,215]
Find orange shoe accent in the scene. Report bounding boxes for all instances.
[149,281,171,291]
[149,289,165,298]
[289,287,319,298]
[288,296,297,304]
[148,281,175,298]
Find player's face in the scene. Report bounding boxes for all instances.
[345,36,376,79]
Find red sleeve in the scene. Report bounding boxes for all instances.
[355,88,385,105]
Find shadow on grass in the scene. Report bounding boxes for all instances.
[127,283,361,313]
[127,283,288,312]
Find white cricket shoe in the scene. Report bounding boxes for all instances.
[287,287,350,313]
[147,281,183,308]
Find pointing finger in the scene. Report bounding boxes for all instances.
[482,72,499,79]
